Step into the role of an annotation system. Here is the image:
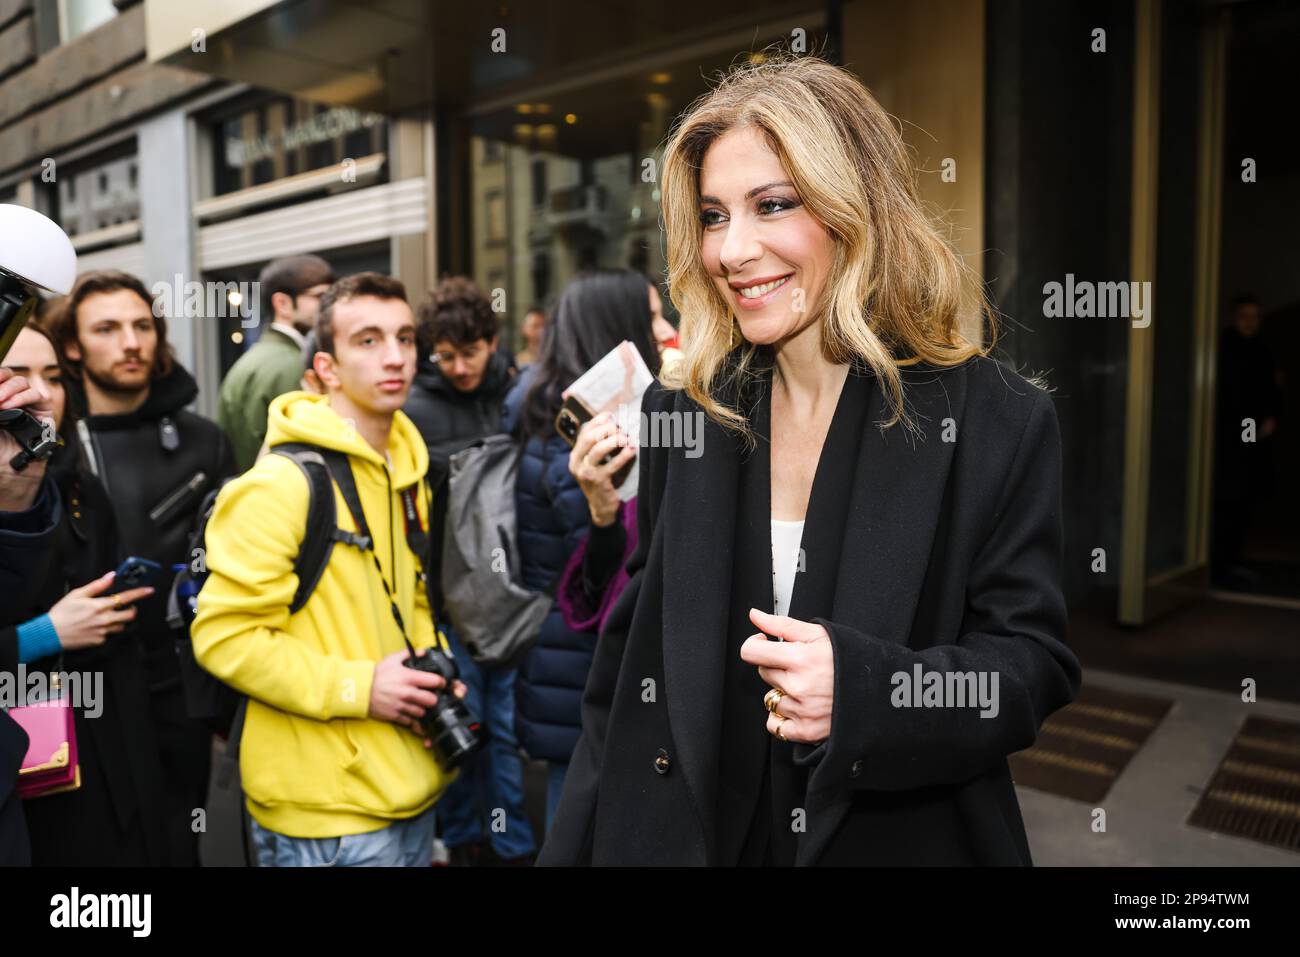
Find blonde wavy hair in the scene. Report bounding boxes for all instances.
[661,54,995,433]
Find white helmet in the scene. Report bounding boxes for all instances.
[0,203,77,295]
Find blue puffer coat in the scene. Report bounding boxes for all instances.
[502,367,593,764]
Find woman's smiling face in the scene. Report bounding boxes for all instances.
[698,125,837,347]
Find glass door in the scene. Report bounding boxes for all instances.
[1118,0,1227,625]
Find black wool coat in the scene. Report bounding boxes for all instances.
[537,354,1081,866]
[0,445,167,866]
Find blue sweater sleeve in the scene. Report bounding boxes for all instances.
[16,614,61,664]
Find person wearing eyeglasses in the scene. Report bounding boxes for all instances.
[402,276,530,865]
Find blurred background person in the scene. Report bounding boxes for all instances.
[49,270,234,866]
[1213,294,1284,586]
[515,307,547,369]
[556,284,690,640]
[502,268,662,831]
[405,277,515,480]
[403,275,528,865]
[218,254,334,473]
[1,325,166,865]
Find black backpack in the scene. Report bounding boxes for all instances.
[167,442,433,865]
[167,443,365,740]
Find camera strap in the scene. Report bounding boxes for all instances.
[318,448,428,658]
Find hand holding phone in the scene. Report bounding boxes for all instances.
[47,568,156,651]
[567,412,636,527]
[107,556,163,594]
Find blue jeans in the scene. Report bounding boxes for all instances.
[249,807,435,867]
[436,628,536,859]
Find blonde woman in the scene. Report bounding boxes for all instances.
[538,55,1080,866]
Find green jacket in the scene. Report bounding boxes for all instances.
[217,325,306,472]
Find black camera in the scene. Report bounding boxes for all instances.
[2,206,76,472]
[403,647,483,769]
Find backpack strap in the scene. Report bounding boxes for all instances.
[214,443,376,809]
[312,448,434,656]
[398,479,432,578]
[268,443,343,614]
[314,448,374,546]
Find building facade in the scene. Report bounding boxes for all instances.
[3,0,1296,628]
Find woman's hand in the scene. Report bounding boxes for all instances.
[47,571,154,651]
[567,411,635,528]
[740,608,834,744]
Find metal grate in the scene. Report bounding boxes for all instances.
[1010,685,1173,803]
[1187,716,1300,852]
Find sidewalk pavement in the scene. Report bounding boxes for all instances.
[1020,668,1300,866]
[203,667,1300,866]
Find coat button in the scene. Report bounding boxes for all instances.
[654,749,671,774]
[849,759,863,779]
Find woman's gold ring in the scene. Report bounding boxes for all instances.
[773,716,789,742]
[111,594,122,609]
[763,687,785,713]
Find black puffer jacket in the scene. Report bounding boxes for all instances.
[70,364,235,686]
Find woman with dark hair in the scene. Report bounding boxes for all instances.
[502,268,661,830]
[555,285,680,668]
[0,324,166,865]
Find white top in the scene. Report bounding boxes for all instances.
[771,519,806,618]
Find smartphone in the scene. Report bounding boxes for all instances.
[107,556,162,594]
[555,394,595,447]
[555,395,635,486]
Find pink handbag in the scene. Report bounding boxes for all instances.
[11,679,80,800]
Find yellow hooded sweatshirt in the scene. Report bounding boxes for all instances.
[192,391,453,838]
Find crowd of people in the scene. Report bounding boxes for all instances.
[0,242,681,866]
[2,55,1081,868]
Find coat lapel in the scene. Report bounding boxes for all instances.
[657,361,971,866]
[798,364,970,865]
[660,386,743,860]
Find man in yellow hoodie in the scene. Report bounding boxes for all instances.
[193,272,465,866]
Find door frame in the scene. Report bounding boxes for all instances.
[1118,0,1229,625]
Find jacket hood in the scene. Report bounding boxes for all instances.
[414,348,512,400]
[74,361,200,428]
[265,391,428,488]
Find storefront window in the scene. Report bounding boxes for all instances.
[466,43,821,347]
[53,144,141,238]
[206,95,388,198]
[468,74,682,347]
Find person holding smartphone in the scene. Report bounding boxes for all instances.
[501,269,662,831]
[0,363,61,867]
[0,324,167,865]
[539,56,1080,866]
[553,288,683,643]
